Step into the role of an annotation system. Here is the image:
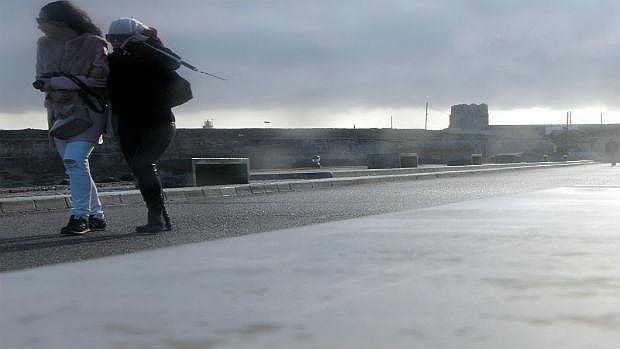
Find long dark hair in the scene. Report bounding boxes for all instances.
[40,1,102,36]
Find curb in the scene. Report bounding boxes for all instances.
[0,161,597,214]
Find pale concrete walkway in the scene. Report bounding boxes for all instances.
[2,186,620,348]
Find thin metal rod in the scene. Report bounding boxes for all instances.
[425,101,429,130]
[143,43,228,81]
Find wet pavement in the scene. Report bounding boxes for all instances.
[0,163,579,198]
[2,185,620,348]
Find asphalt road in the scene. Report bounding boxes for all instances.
[1,163,618,272]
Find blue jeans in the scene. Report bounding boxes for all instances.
[54,139,104,219]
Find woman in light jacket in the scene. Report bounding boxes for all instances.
[33,1,108,235]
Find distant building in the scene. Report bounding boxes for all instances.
[448,103,489,131]
[444,102,620,161]
[203,119,215,129]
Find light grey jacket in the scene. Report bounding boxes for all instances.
[36,33,109,144]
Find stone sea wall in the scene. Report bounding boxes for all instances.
[0,128,484,187]
[1,126,612,187]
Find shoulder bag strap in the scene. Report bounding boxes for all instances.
[60,73,108,113]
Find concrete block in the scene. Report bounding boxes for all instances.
[34,197,69,211]
[356,176,380,185]
[119,192,143,204]
[374,169,399,176]
[441,171,461,178]
[250,171,332,181]
[250,184,266,195]
[290,182,315,191]
[315,181,333,189]
[420,154,443,164]
[386,175,406,182]
[471,154,483,165]
[164,187,206,201]
[493,153,522,164]
[351,179,365,186]
[415,173,438,181]
[219,186,237,197]
[159,158,250,188]
[367,153,401,169]
[203,187,222,198]
[162,190,188,202]
[332,179,357,187]
[185,189,206,199]
[447,154,471,166]
[235,185,253,196]
[400,153,419,168]
[263,183,278,193]
[0,198,36,213]
[371,176,392,183]
[276,183,292,192]
[99,194,122,206]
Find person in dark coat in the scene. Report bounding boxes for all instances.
[106,18,180,233]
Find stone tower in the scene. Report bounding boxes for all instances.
[448,103,489,131]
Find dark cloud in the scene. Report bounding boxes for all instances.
[1,0,620,121]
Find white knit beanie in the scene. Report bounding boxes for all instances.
[107,17,148,35]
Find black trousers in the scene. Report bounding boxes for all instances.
[119,122,176,215]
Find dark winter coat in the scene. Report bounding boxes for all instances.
[107,39,181,129]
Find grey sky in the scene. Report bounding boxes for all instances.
[1,0,619,128]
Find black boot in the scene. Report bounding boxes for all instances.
[134,164,171,233]
[135,205,173,233]
[162,206,172,231]
[135,211,166,233]
[135,193,173,233]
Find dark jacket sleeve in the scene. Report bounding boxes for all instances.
[108,38,185,116]
[125,40,181,71]
[126,43,181,70]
